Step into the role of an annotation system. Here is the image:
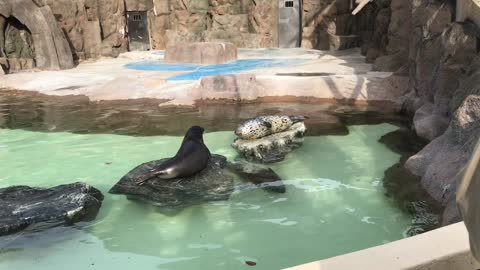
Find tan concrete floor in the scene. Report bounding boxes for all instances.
[0,48,407,107]
[285,222,480,270]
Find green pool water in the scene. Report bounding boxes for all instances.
[0,124,412,270]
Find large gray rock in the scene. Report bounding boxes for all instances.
[109,154,234,210]
[434,22,478,115]
[232,122,306,163]
[450,55,480,113]
[409,1,453,101]
[0,182,104,236]
[405,95,480,224]
[403,21,479,225]
[0,0,74,70]
[386,0,411,55]
[373,52,407,72]
[371,0,411,72]
[165,42,237,64]
[412,102,449,141]
[98,0,128,57]
[45,0,128,60]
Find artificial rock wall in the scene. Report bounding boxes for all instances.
[0,0,128,73]
[0,0,75,71]
[0,0,394,69]
[140,0,276,49]
[300,0,399,52]
[367,0,480,225]
[46,0,128,60]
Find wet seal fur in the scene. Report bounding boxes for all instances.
[235,115,307,140]
[135,126,211,184]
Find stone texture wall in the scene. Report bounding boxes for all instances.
[370,0,480,225]
[0,0,74,71]
[46,0,128,60]
[300,0,401,52]
[301,0,358,50]
[146,0,276,49]
[0,0,127,72]
[404,19,479,225]
[0,0,416,66]
[2,17,36,71]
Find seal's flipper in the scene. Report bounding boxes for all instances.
[135,170,168,185]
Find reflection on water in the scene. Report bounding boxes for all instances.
[0,90,407,136]
[0,90,440,270]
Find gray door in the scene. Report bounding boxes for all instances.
[127,11,150,51]
[278,0,301,48]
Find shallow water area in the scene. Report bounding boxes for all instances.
[0,123,413,270]
[0,91,437,270]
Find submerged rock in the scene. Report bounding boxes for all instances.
[232,122,306,163]
[227,160,286,193]
[0,182,104,236]
[109,154,234,210]
[405,201,441,236]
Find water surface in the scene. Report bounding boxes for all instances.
[0,91,438,269]
[0,124,411,270]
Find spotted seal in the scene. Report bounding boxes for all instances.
[135,126,211,185]
[235,115,306,140]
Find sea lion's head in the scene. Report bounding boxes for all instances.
[185,126,205,142]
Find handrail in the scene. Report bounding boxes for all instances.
[352,0,372,15]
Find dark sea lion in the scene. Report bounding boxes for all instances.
[135,126,211,185]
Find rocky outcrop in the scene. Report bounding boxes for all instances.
[406,95,480,225]
[0,0,74,71]
[47,0,128,60]
[0,182,104,236]
[302,0,360,50]
[109,154,234,211]
[404,20,479,224]
[165,42,237,64]
[232,122,306,163]
[0,0,127,69]
[372,0,411,71]
[412,102,450,141]
[152,0,274,49]
[364,0,480,225]
[227,160,286,193]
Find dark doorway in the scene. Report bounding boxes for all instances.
[278,0,301,48]
[127,11,150,51]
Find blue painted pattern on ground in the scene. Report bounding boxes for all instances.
[124,61,200,71]
[124,59,305,80]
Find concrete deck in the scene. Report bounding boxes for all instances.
[285,222,480,270]
[0,48,408,107]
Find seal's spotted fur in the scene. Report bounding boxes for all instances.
[235,115,306,140]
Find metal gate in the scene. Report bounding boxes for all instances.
[127,11,150,51]
[278,0,301,48]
